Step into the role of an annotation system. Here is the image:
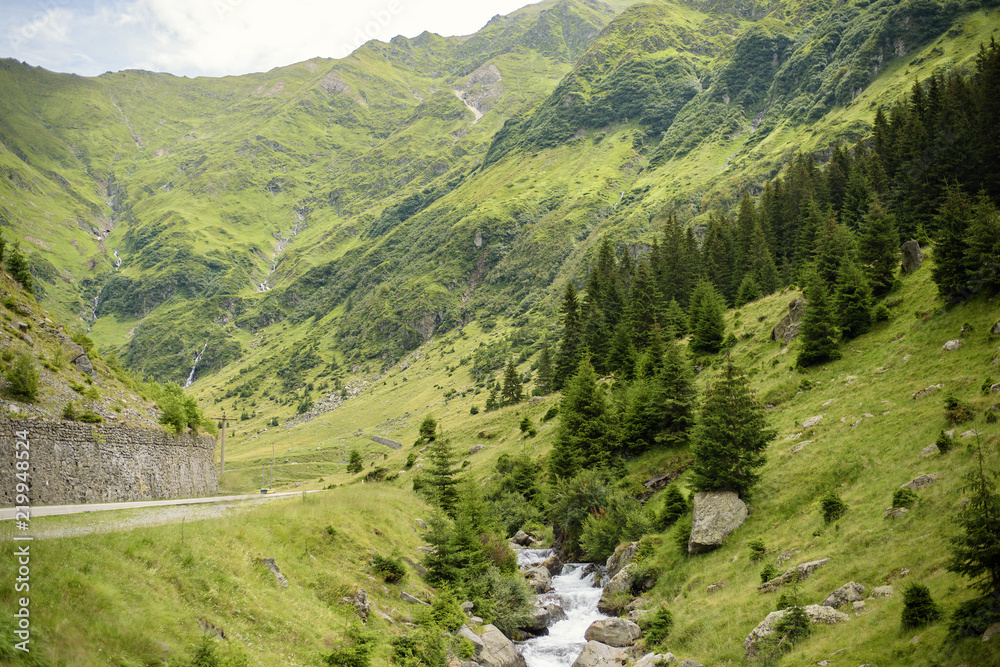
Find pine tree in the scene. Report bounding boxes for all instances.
[834,258,874,340]
[688,280,726,354]
[947,445,1000,599]
[549,358,614,481]
[5,242,33,295]
[963,192,1000,297]
[535,344,554,396]
[485,386,500,412]
[554,283,584,391]
[656,341,697,449]
[796,271,842,368]
[735,274,762,307]
[690,356,776,497]
[662,298,688,339]
[500,361,523,406]
[858,200,900,298]
[626,263,665,352]
[427,436,460,518]
[606,321,637,380]
[813,216,854,292]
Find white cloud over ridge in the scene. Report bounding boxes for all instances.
[1,0,533,78]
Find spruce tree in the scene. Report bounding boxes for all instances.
[690,356,776,497]
[796,272,842,368]
[688,280,726,354]
[535,344,554,396]
[947,445,1000,599]
[5,242,33,295]
[735,274,762,307]
[606,321,637,380]
[663,298,688,339]
[813,216,854,292]
[554,283,584,390]
[858,200,900,298]
[427,436,460,519]
[500,361,523,406]
[834,259,874,340]
[656,341,697,449]
[549,358,614,482]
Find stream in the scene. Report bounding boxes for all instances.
[516,548,609,667]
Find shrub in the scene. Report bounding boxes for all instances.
[659,484,688,530]
[5,353,39,402]
[948,593,1000,639]
[542,406,559,422]
[983,377,996,395]
[371,554,406,583]
[78,410,103,423]
[874,303,891,322]
[820,492,847,523]
[673,513,693,556]
[776,590,793,610]
[944,395,975,425]
[760,564,778,584]
[469,405,479,415]
[747,537,766,563]
[519,416,537,438]
[324,628,376,667]
[892,488,919,509]
[429,587,466,632]
[347,449,364,474]
[987,410,998,424]
[901,583,943,628]
[638,606,673,647]
[479,566,535,636]
[757,606,811,660]
[62,401,77,421]
[935,430,954,454]
[269,416,279,427]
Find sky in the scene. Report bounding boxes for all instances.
[0,0,534,78]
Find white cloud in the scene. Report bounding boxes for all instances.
[1,0,538,77]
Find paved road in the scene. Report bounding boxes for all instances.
[0,489,323,521]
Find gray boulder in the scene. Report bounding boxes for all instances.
[459,625,486,652]
[900,240,924,273]
[597,564,636,614]
[635,655,676,666]
[524,566,552,593]
[744,605,849,658]
[401,591,428,605]
[542,552,564,576]
[511,530,534,546]
[822,582,865,608]
[523,603,567,633]
[570,641,627,666]
[901,473,940,491]
[688,491,748,555]
[993,320,1000,336]
[343,588,370,621]
[477,624,527,667]
[771,297,807,343]
[869,585,894,598]
[758,558,830,592]
[982,621,1000,643]
[884,507,909,520]
[802,415,823,429]
[262,558,288,588]
[606,541,640,579]
[920,444,940,458]
[942,339,963,351]
[912,384,944,400]
[584,618,642,647]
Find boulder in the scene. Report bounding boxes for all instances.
[606,541,640,579]
[73,353,94,376]
[869,585,894,598]
[802,415,823,429]
[570,641,627,667]
[401,591,429,605]
[459,625,486,652]
[961,429,981,438]
[912,384,944,400]
[597,564,636,614]
[771,298,807,343]
[680,661,704,667]
[901,473,940,491]
[524,566,552,593]
[884,507,909,520]
[476,624,527,667]
[920,444,940,458]
[262,558,288,588]
[584,618,642,647]
[982,621,1000,643]
[991,383,1000,393]
[822,582,865,608]
[942,339,963,351]
[343,588,370,621]
[744,605,849,658]
[758,558,830,592]
[688,491,748,555]
[511,530,534,547]
[900,240,924,273]
[523,603,567,634]
[470,445,486,455]
[542,552,564,576]
[635,655,676,666]
[993,320,1000,336]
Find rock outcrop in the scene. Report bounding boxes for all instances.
[771,297,807,343]
[476,624,527,667]
[635,654,676,666]
[598,564,636,614]
[584,618,642,647]
[900,240,924,273]
[822,582,865,608]
[744,605,849,658]
[688,491,748,555]
[524,566,552,593]
[901,473,939,491]
[606,541,640,579]
[758,558,830,592]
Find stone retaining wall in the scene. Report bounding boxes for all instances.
[1,417,217,506]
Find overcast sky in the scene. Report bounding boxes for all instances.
[1,0,534,78]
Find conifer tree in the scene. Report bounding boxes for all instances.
[662,298,688,339]
[549,358,614,482]
[606,322,637,380]
[858,200,900,298]
[626,263,665,351]
[947,444,1000,599]
[931,184,977,302]
[965,193,1000,296]
[427,435,460,519]
[690,356,776,497]
[485,386,500,412]
[702,212,736,304]
[535,344,554,396]
[735,274,762,307]
[500,360,523,406]
[796,272,842,368]
[5,242,32,295]
[813,216,854,292]
[554,282,584,390]
[656,341,697,449]
[835,259,874,340]
[688,280,726,354]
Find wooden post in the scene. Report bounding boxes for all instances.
[211,412,229,474]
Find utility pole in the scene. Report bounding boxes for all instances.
[210,412,229,473]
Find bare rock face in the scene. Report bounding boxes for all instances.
[822,582,866,608]
[606,541,640,579]
[900,240,924,273]
[584,618,642,647]
[688,491,748,555]
[571,641,627,667]
[744,605,849,659]
[771,297,807,343]
[758,558,830,592]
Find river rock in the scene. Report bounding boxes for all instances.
[900,240,924,273]
[524,566,552,593]
[744,605,849,658]
[901,473,939,491]
[688,491,747,555]
[511,530,534,546]
[635,654,676,666]
[571,641,627,666]
[758,558,830,592]
[597,564,636,614]
[606,541,640,579]
[822,582,865,608]
[772,297,807,343]
[542,552,563,576]
[523,603,567,634]
[477,624,527,667]
[584,618,642,647]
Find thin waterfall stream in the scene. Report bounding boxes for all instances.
[515,548,609,666]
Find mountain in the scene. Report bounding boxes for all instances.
[0,0,995,388]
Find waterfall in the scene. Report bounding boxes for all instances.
[516,549,610,666]
[183,341,208,388]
